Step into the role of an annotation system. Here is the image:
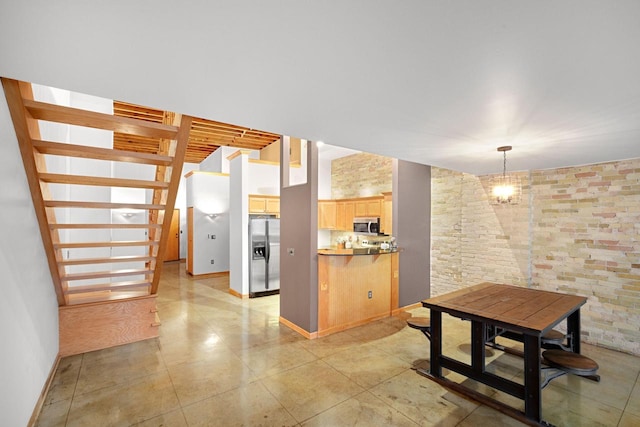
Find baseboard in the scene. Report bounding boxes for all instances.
[28,353,61,427]
[279,316,318,339]
[187,271,229,279]
[228,288,249,299]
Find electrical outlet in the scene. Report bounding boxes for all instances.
[368,290,372,299]
[210,259,214,264]
[212,234,216,239]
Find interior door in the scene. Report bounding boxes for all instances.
[165,209,180,261]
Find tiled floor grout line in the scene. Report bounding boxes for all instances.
[62,354,84,427]
[618,369,640,427]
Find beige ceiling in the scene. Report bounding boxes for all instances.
[113,101,280,164]
[2,2,639,175]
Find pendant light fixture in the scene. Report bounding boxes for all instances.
[490,145,521,205]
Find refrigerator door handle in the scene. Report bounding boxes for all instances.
[264,220,270,263]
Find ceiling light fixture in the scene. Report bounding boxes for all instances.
[490,145,521,205]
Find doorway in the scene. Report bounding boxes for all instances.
[165,209,180,261]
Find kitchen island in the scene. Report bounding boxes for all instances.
[317,248,399,337]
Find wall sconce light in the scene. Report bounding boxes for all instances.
[207,213,219,219]
[490,146,521,205]
[121,212,136,218]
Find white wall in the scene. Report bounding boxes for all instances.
[0,85,59,427]
[200,146,240,174]
[186,172,230,274]
[247,162,280,195]
[177,163,199,259]
[229,154,249,295]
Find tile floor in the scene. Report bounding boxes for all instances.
[37,262,640,426]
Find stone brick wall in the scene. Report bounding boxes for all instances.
[431,168,530,296]
[331,152,392,199]
[531,160,640,354]
[431,158,640,355]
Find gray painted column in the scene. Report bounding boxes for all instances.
[393,159,431,305]
[279,138,319,333]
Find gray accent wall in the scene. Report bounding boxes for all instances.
[279,139,319,333]
[393,159,431,306]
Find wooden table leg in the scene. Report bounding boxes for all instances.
[567,309,581,354]
[523,333,542,422]
[430,309,442,377]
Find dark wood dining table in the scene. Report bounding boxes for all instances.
[421,282,587,425]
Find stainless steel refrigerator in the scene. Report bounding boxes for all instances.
[249,215,280,297]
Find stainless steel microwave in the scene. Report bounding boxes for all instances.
[353,217,381,235]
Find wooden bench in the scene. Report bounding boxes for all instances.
[541,349,600,388]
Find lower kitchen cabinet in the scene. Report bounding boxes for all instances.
[317,251,399,336]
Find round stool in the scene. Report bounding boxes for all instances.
[541,329,569,350]
[407,317,431,341]
[542,349,599,376]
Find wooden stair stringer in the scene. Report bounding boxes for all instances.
[150,114,192,294]
[2,78,67,305]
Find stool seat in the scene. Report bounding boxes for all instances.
[542,329,566,344]
[542,349,599,376]
[407,317,431,330]
[407,317,431,342]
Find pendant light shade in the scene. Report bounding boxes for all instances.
[490,146,521,205]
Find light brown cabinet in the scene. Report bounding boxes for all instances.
[381,192,392,234]
[317,251,399,337]
[318,200,337,229]
[354,197,382,217]
[335,201,355,231]
[249,195,280,215]
[321,196,386,231]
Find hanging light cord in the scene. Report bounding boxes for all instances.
[503,149,507,179]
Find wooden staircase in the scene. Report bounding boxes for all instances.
[2,78,192,355]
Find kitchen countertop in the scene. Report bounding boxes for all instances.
[317,248,399,256]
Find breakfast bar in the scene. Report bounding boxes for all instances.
[317,248,399,337]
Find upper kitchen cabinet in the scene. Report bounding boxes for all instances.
[354,196,382,217]
[336,200,355,231]
[318,200,337,229]
[319,196,385,231]
[249,195,280,216]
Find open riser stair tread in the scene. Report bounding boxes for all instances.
[44,200,165,210]
[33,139,173,165]
[50,223,162,229]
[24,99,179,139]
[59,255,156,266]
[66,290,152,305]
[39,173,170,190]
[64,280,151,294]
[54,240,159,249]
[62,268,152,281]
